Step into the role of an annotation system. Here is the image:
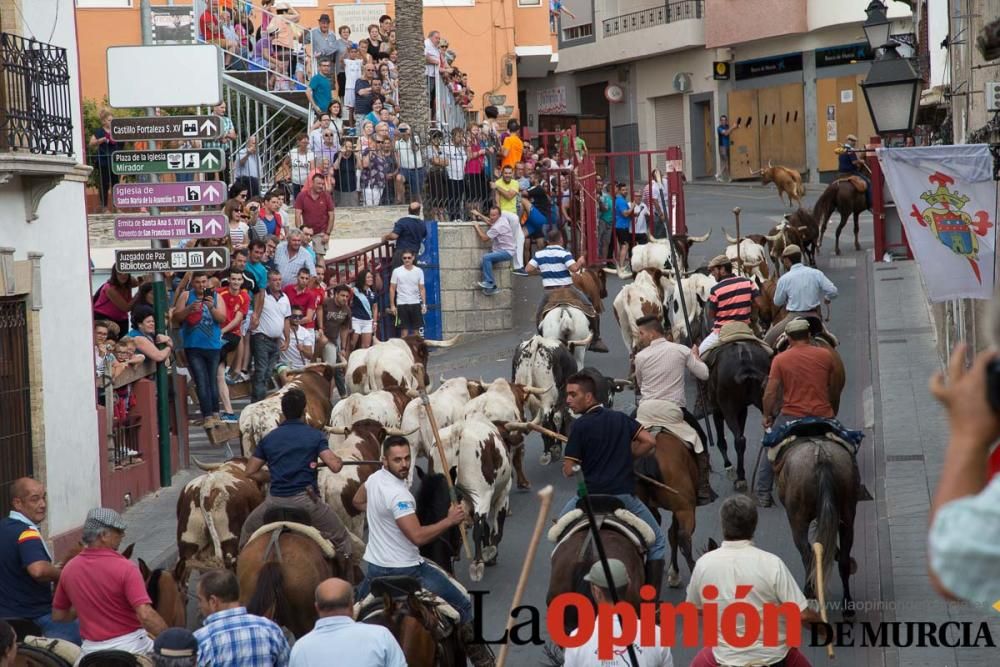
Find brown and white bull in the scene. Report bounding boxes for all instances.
[175,457,265,584]
[753,162,806,208]
[346,335,459,394]
[781,208,820,266]
[723,230,769,281]
[665,272,717,345]
[612,269,664,354]
[327,386,413,449]
[763,220,803,276]
[399,377,485,478]
[239,363,337,457]
[454,413,513,582]
[512,336,577,469]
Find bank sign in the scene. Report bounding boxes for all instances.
[816,43,874,68]
[734,52,803,81]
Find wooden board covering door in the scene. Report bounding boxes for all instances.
[701,103,715,178]
[816,76,872,172]
[757,86,782,168]
[727,89,758,180]
[779,83,806,172]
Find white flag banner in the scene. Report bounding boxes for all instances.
[877,144,998,302]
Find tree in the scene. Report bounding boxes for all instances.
[394,0,431,134]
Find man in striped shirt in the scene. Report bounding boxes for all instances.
[698,254,759,355]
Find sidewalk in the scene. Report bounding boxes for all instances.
[870,259,1000,667]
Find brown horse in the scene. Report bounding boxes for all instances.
[775,436,859,618]
[239,510,352,638]
[546,499,647,635]
[137,557,187,628]
[813,180,867,255]
[634,431,699,588]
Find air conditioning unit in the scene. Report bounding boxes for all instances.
[673,72,692,93]
[987,81,1000,112]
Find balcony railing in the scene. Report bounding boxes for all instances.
[0,33,73,156]
[602,0,703,38]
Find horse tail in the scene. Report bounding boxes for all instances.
[733,345,768,387]
[247,560,290,624]
[812,184,837,225]
[809,454,839,595]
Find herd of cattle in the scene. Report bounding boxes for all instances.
[171,207,824,592]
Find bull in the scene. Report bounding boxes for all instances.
[629,230,711,273]
[762,221,803,276]
[239,363,337,457]
[723,230,769,280]
[752,161,805,208]
[664,272,716,345]
[512,336,578,470]
[175,457,265,584]
[782,208,820,266]
[326,386,413,449]
[612,269,664,354]
[346,334,459,395]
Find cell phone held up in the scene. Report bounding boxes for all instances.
[987,357,1000,413]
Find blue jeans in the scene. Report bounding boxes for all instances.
[756,414,793,498]
[35,613,81,645]
[251,334,280,402]
[481,251,512,288]
[400,168,425,200]
[357,560,473,624]
[186,347,221,417]
[558,493,666,561]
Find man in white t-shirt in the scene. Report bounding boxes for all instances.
[388,251,427,337]
[631,190,650,245]
[278,305,315,371]
[352,437,495,667]
[686,496,821,667]
[563,559,673,667]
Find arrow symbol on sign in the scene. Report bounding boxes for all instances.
[205,218,223,235]
[201,152,220,170]
[200,119,218,136]
[207,251,224,268]
[203,185,220,202]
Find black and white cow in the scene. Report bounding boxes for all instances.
[512,336,578,466]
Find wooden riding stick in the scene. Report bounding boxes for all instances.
[812,542,835,660]
[733,206,743,273]
[635,472,681,496]
[496,485,554,667]
[412,363,473,561]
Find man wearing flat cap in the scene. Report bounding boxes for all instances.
[562,559,674,666]
[698,254,759,355]
[838,133,871,209]
[52,508,167,660]
[758,318,836,506]
[763,243,838,348]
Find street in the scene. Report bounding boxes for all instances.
[441,181,885,665]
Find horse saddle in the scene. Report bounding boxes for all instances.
[355,578,462,639]
[537,287,598,326]
[702,325,773,367]
[836,175,868,193]
[21,636,81,665]
[247,520,338,560]
[773,315,838,350]
[765,418,864,468]
[548,497,656,555]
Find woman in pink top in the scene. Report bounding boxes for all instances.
[464,123,490,215]
[92,268,138,338]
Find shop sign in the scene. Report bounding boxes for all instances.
[816,43,873,68]
[537,87,568,114]
[734,52,803,81]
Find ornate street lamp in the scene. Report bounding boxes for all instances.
[863,0,891,52]
[861,42,922,134]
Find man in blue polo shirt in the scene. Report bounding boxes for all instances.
[0,477,81,644]
[383,202,427,269]
[559,373,667,598]
[239,388,353,567]
[613,181,636,277]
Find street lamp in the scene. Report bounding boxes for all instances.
[863,0,891,51]
[861,42,922,134]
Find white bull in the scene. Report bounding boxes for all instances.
[612,269,664,353]
[399,377,484,483]
[665,272,717,344]
[346,335,459,394]
[327,386,412,449]
[538,305,592,370]
[511,337,577,468]
[723,230,769,280]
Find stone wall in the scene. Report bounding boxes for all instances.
[438,222,514,337]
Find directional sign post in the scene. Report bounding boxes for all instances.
[115,247,230,273]
[114,214,227,241]
[110,115,223,142]
[111,149,224,175]
[112,181,226,209]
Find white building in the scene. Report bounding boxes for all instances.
[0,0,101,554]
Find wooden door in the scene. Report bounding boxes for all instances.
[702,103,715,178]
[578,116,608,176]
[779,83,806,172]
[727,89,759,180]
[816,76,865,172]
[757,86,782,167]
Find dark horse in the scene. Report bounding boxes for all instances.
[709,342,772,491]
[546,497,647,635]
[361,468,467,667]
[775,436,859,618]
[813,179,867,255]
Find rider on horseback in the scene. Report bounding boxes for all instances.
[559,373,668,597]
[352,436,495,667]
[837,134,871,210]
[698,255,759,356]
[758,318,836,507]
[763,245,838,348]
[633,315,717,505]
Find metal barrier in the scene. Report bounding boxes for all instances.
[324,239,397,341]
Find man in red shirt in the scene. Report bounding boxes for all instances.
[295,173,335,255]
[757,318,836,506]
[217,269,250,421]
[52,508,167,659]
[283,267,321,328]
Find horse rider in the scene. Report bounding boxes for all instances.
[698,255,759,356]
[560,372,668,597]
[687,495,821,667]
[633,314,716,505]
[240,388,354,570]
[526,226,609,352]
[763,244,838,349]
[758,318,836,507]
[838,133,871,210]
[351,435,495,667]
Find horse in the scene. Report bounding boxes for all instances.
[239,506,353,638]
[137,557,186,628]
[813,179,867,255]
[709,342,772,491]
[775,436,859,618]
[546,497,647,635]
[634,431,699,588]
[415,467,463,575]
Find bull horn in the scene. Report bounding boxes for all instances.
[523,384,551,396]
[504,421,533,433]
[385,425,421,437]
[567,333,593,349]
[327,362,348,369]
[323,426,351,435]
[768,159,773,168]
[796,226,810,233]
[687,229,711,243]
[764,233,781,242]
[439,373,447,384]
[424,336,460,348]
[192,456,224,471]
[724,228,739,244]
[406,388,420,398]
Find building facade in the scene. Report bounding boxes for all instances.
[0,0,101,554]
[521,0,913,182]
